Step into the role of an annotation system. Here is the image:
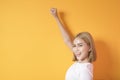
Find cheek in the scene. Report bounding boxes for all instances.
[72,48,77,52]
[81,46,89,52]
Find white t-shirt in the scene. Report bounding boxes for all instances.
[65,62,93,80]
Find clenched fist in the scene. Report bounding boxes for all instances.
[50,8,58,17]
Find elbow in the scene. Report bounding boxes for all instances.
[64,39,72,44]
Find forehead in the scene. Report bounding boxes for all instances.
[73,37,85,44]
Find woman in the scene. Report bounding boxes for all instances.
[50,8,96,80]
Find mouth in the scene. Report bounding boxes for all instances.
[75,53,81,57]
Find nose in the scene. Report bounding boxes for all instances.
[75,46,80,52]
[73,46,80,52]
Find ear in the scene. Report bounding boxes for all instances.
[88,48,91,52]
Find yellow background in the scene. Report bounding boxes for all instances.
[0,0,120,80]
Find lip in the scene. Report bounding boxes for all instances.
[75,53,81,57]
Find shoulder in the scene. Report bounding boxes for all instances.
[78,63,93,80]
[80,63,93,71]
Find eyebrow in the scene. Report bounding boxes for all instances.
[73,43,83,45]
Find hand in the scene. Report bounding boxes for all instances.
[50,8,58,17]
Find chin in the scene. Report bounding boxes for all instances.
[77,57,81,61]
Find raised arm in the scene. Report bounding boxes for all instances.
[50,8,73,51]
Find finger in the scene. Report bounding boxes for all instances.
[50,8,55,13]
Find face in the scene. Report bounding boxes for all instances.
[72,37,90,62]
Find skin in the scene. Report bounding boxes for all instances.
[50,8,73,51]
[72,37,90,62]
[50,8,90,63]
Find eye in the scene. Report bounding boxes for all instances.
[78,44,83,46]
[72,44,76,47]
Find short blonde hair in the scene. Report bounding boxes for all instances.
[73,32,96,62]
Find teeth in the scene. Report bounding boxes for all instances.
[76,53,81,57]
[76,54,80,56]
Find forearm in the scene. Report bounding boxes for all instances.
[54,16,72,42]
[50,8,73,50]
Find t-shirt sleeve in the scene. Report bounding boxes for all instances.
[79,64,93,80]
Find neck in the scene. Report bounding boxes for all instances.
[78,57,89,63]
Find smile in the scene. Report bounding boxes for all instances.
[75,53,81,57]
